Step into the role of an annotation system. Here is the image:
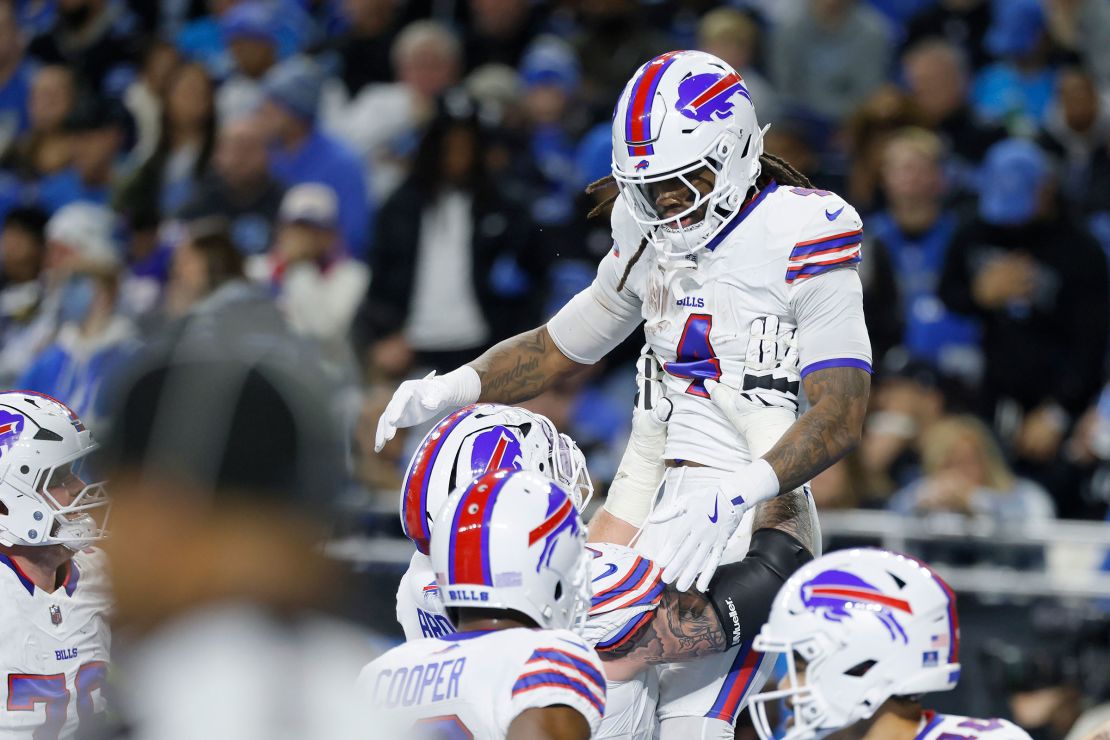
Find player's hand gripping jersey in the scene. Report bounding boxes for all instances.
[548,184,871,470]
[0,549,111,739]
[359,627,606,738]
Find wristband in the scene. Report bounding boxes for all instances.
[727,458,780,508]
[445,365,482,407]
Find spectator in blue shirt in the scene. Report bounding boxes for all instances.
[257,56,372,260]
[37,94,133,213]
[971,0,1058,130]
[870,127,981,380]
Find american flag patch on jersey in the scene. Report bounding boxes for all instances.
[786,229,862,284]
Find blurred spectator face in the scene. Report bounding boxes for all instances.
[70,123,123,183]
[904,43,967,123]
[470,0,528,36]
[698,9,758,72]
[880,131,944,206]
[166,64,214,132]
[57,0,102,28]
[169,237,211,310]
[0,222,44,284]
[342,0,395,33]
[1058,68,1098,133]
[811,0,855,24]
[524,84,568,126]
[937,430,988,485]
[141,41,179,94]
[441,125,478,185]
[229,37,276,79]
[876,376,944,427]
[29,66,75,132]
[921,416,1013,491]
[0,2,21,72]
[394,27,461,99]
[275,223,335,262]
[215,118,269,189]
[254,100,301,146]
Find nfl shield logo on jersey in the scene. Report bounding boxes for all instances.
[49,604,62,625]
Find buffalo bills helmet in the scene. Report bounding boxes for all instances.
[431,469,591,632]
[400,404,592,555]
[749,548,961,739]
[0,392,108,550]
[611,50,765,260]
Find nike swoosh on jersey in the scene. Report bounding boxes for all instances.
[592,563,620,582]
[708,499,719,523]
[825,206,845,221]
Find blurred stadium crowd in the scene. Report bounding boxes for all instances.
[1,0,1110,732]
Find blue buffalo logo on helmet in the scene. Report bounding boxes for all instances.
[469,426,524,478]
[676,71,751,123]
[801,569,913,643]
[528,482,580,573]
[0,410,25,456]
[634,159,650,171]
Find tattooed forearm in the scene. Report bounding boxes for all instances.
[468,327,584,404]
[753,489,817,556]
[600,587,726,666]
[763,367,870,493]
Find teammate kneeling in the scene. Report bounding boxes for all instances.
[0,392,111,739]
[360,470,604,739]
[748,548,1031,740]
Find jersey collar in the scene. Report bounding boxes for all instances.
[916,710,943,739]
[0,553,79,596]
[704,180,779,252]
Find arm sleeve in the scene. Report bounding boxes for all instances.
[790,269,873,377]
[546,249,643,365]
[510,634,607,735]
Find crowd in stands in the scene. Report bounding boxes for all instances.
[1,0,1110,534]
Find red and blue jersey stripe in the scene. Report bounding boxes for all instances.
[594,610,655,653]
[401,405,480,555]
[446,470,512,586]
[524,648,606,692]
[786,228,863,284]
[512,670,605,715]
[624,51,683,156]
[705,639,766,722]
[590,556,660,611]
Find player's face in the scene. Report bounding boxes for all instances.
[44,463,86,508]
[648,166,715,228]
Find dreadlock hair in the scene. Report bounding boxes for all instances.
[586,152,814,292]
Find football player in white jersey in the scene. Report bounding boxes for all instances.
[0,391,111,740]
[360,470,605,739]
[374,49,865,736]
[749,548,1032,740]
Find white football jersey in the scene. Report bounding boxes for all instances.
[548,183,872,469]
[916,712,1032,739]
[359,627,606,738]
[0,549,111,740]
[396,552,455,641]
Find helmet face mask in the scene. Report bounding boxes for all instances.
[36,447,109,550]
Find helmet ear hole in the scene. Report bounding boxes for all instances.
[554,581,562,601]
[19,466,28,474]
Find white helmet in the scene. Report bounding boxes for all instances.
[0,392,109,550]
[611,50,765,261]
[750,549,960,739]
[401,404,592,556]
[431,469,591,632]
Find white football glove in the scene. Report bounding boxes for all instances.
[606,346,672,527]
[373,366,481,451]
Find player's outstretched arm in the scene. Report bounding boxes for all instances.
[374,325,586,450]
[470,326,587,404]
[508,706,592,740]
[761,365,870,492]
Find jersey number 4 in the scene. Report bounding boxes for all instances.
[7,662,107,740]
[664,313,722,398]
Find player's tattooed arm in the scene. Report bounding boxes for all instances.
[600,587,727,668]
[752,489,817,557]
[468,327,586,404]
[763,366,870,493]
